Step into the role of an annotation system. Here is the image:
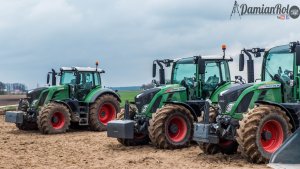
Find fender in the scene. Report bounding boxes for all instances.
[164,101,198,122]
[52,100,73,113]
[89,88,121,103]
[255,100,299,131]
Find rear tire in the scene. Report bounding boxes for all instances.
[37,102,71,134]
[236,105,292,163]
[16,99,38,130]
[117,105,150,146]
[148,104,193,149]
[89,94,120,131]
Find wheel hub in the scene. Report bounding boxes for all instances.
[52,116,59,123]
[261,130,272,141]
[260,120,284,153]
[169,123,179,134]
[100,111,106,118]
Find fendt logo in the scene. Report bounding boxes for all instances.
[230,1,300,20]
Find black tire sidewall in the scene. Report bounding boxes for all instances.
[164,111,192,146]
[256,113,289,159]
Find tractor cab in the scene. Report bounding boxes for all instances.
[171,56,232,100]
[59,67,105,100]
[261,43,298,102]
[46,62,105,101]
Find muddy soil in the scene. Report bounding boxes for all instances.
[0,116,269,169]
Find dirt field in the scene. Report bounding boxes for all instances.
[0,116,269,169]
[0,95,25,106]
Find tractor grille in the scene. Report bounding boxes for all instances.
[135,88,160,113]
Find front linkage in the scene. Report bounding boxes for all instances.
[193,101,239,155]
[107,101,150,146]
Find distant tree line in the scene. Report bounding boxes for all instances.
[0,81,27,95]
[141,83,155,90]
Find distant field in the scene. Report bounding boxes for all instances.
[118,90,140,107]
[0,95,24,106]
[0,92,140,110]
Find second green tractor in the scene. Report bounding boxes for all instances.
[107,46,242,149]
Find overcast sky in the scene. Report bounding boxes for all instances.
[0,0,300,89]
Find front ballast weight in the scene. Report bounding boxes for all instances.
[107,101,135,139]
[107,100,150,146]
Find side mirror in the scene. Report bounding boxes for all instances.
[47,73,50,84]
[296,45,300,66]
[239,53,244,71]
[152,63,157,78]
[198,59,205,74]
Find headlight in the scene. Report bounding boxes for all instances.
[225,102,235,112]
[141,104,149,113]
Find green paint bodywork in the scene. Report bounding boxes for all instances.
[210,82,233,103]
[223,45,298,120]
[32,83,105,110]
[225,81,282,120]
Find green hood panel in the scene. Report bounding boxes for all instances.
[210,82,234,103]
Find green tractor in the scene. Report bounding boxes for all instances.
[107,46,241,148]
[188,41,300,164]
[5,63,121,134]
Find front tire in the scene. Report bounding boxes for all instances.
[89,94,120,131]
[148,104,193,149]
[236,105,292,163]
[37,102,71,134]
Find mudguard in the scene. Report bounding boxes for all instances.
[164,101,204,122]
[89,88,121,103]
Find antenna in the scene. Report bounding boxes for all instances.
[230,1,241,19]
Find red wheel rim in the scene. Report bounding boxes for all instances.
[260,120,284,153]
[167,116,187,143]
[51,112,65,129]
[98,103,116,125]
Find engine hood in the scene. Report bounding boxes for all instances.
[218,83,253,113]
[27,87,48,103]
[135,87,161,113]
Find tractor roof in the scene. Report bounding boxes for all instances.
[174,55,233,62]
[60,67,104,72]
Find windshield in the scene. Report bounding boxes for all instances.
[264,46,294,82]
[171,58,196,84]
[61,71,76,85]
[60,71,101,86]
